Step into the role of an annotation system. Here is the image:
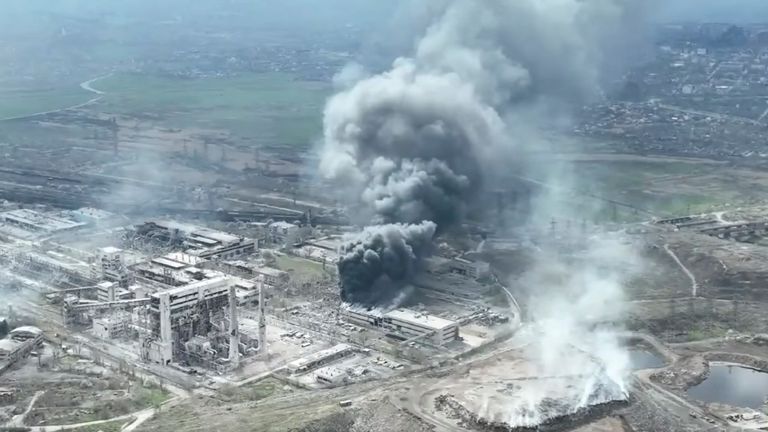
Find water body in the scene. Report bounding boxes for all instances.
[629,349,665,370]
[688,365,768,409]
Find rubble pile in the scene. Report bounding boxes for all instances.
[435,392,628,432]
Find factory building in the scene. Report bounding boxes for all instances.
[96,247,130,288]
[0,339,22,362]
[135,220,256,260]
[219,261,289,288]
[142,277,235,365]
[315,366,347,385]
[0,326,43,364]
[15,250,94,286]
[9,326,44,342]
[133,252,217,287]
[343,308,459,346]
[93,312,131,339]
[96,281,132,302]
[268,221,311,247]
[0,209,86,235]
[67,207,115,226]
[287,343,354,375]
[425,256,490,281]
[296,236,341,264]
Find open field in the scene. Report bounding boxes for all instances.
[94,72,331,147]
[275,254,332,279]
[0,85,94,120]
[557,156,768,221]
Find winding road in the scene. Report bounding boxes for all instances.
[0,73,111,122]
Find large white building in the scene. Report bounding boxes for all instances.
[343,308,459,346]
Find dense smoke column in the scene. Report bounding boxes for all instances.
[321,0,647,305]
[337,221,436,306]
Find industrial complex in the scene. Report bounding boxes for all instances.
[4,2,768,432]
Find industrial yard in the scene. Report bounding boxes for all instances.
[3,1,768,432]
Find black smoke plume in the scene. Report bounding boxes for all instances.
[322,0,648,306]
[337,221,436,306]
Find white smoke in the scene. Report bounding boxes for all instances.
[321,2,649,411]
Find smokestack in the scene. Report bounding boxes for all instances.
[258,284,266,357]
[228,285,239,368]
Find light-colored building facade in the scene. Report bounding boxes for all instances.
[343,308,459,346]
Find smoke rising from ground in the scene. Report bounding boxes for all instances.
[323,0,648,307]
[337,221,436,306]
[517,235,640,420]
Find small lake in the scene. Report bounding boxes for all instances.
[629,349,665,370]
[688,364,768,409]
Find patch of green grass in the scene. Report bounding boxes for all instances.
[687,327,728,342]
[244,378,281,400]
[96,72,331,147]
[132,386,171,409]
[275,254,330,278]
[0,85,94,120]
[218,378,295,403]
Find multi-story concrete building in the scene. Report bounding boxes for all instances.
[142,277,234,365]
[93,313,131,339]
[343,308,459,346]
[96,247,130,288]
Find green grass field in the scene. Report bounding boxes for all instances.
[573,160,735,220]
[275,254,331,278]
[0,85,94,120]
[96,72,331,147]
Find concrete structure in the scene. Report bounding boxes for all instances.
[143,277,234,365]
[296,236,341,264]
[219,261,289,287]
[0,326,43,366]
[133,252,220,288]
[315,366,347,385]
[255,266,289,287]
[426,256,490,281]
[287,343,353,374]
[228,286,240,368]
[68,208,115,225]
[136,220,256,260]
[269,221,310,246]
[9,326,43,342]
[0,339,22,362]
[97,247,130,287]
[97,281,119,302]
[258,284,266,355]
[93,312,131,339]
[343,308,459,346]
[0,209,85,234]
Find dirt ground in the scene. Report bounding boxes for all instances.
[0,352,169,427]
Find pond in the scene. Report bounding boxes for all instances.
[629,349,665,370]
[687,364,768,409]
